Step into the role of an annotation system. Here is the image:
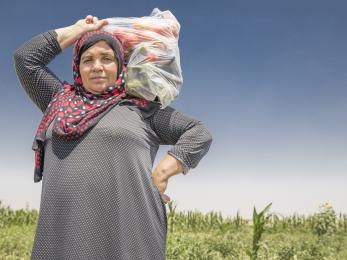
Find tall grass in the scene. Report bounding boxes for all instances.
[0,201,38,227]
[1,199,347,259]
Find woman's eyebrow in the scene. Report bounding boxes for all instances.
[81,54,92,60]
[100,51,115,56]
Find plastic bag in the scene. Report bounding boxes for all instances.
[104,8,182,108]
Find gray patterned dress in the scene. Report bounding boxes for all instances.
[14,31,212,260]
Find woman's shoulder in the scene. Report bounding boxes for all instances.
[149,104,202,129]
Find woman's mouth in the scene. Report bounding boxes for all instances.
[91,77,106,81]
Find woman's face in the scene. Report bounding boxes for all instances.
[79,41,118,94]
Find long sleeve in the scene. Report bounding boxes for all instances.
[13,30,64,113]
[149,106,213,175]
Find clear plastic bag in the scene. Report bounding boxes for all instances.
[104,8,182,108]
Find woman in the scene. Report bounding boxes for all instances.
[14,15,212,260]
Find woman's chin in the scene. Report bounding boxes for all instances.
[85,84,108,94]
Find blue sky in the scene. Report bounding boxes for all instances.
[0,0,346,218]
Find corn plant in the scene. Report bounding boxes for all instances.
[167,201,177,233]
[247,203,272,260]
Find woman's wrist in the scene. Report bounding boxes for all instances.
[166,154,184,177]
[153,154,184,180]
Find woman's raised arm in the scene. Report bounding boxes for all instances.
[56,15,108,50]
[14,30,64,113]
[13,16,108,113]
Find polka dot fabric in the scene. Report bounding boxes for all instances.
[14,30,213,259]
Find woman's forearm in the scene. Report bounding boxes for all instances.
[55,24,85,50]
[55,16,109,50]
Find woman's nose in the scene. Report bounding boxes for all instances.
[92,60,103,72]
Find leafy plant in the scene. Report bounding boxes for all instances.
[313,203,337,236]
[247,203,272,260]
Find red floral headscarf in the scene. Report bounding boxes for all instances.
[32,30,152,183]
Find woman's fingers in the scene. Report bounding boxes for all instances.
[95,19,109,29]
[85,15,93,24]
[84,15,99,25]
[100,19,109,26]
[161,193,171,204]
[84,16,108,29]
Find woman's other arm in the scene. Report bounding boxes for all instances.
[150,106,213,175]
[149,106,213,202]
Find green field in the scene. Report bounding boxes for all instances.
[1,200,347,259]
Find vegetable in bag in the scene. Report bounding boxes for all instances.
[104,8,182,108]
